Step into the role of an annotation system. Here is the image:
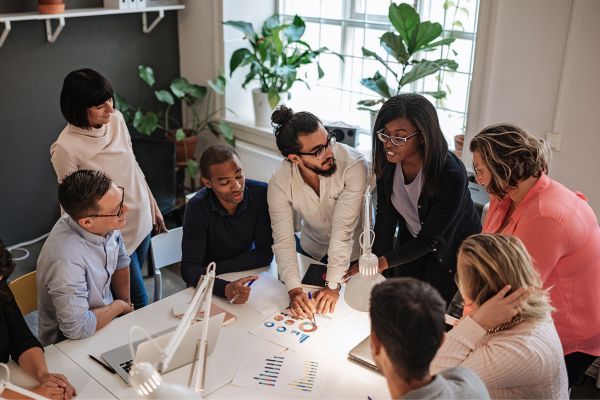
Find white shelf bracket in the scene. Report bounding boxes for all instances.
[0,20,11,48]
[45,17,65,43]
[142,9,164,34]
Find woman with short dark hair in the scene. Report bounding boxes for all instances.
[51,68,167,309]
[346,94,480,304]
[0,240,75,399]
[471,123,600,386]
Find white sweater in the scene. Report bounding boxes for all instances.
[431,316,568,399]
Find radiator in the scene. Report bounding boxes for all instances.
[235,140,283,183]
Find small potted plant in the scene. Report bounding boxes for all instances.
[116,65,234,180]
[224,14,342,127]
[358,2,458,130]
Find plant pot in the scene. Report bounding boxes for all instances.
[453,134,465,158]
[252,88,283,128]
[166,130,198,167]
[38,0,65,13]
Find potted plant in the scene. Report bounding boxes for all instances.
[357,2,458,130]
[116,65,234,180]
[224,14,341,127]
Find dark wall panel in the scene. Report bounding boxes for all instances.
[0,0,180,245]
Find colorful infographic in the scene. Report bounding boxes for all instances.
[232,351,329,397]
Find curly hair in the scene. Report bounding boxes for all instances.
[271,105,322,157]
[469,123,549,198]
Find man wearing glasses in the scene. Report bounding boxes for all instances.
[37,170,134,345]
[268,105,368,319]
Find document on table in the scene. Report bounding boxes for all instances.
[232,350,329,397]
[245,271,290,316]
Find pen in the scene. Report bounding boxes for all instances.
[89,354,116,374]
[307,292,318,327]
[229,279,256,304]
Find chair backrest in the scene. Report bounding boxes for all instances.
[9,271,37,315]
[150,227,183,270]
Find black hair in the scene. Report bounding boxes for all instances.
[271,105,322,156]
[372,94,448,195]
[199,144,240,178]
[60,68,114,129]
[370,277,446,381]
[0,239,16,302]
[58,170,112,220]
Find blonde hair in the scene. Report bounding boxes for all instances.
[458,234,553,321]
[469,123,550,198]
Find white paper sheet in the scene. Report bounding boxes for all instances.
[245,271,290,316]
[232,350,329,397]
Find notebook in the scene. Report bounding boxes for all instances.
[347,336,381,374]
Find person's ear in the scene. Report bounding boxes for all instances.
[287,154,301,165]
[201,177,213,188]
[78,217,93,229]
[370,331,382,357]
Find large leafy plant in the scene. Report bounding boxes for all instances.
[116,65,234,178]
[358,2,458,111]
[224,14,341,108]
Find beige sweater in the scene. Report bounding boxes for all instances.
[50,110,156,253]
[431,316,568,399]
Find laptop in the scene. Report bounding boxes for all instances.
[102,313,224,384]
[347,336,381,374]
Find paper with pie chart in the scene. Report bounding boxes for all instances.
[249,309,333,351]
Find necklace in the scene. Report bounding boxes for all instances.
[487,314,524,334]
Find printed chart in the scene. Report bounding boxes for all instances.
[232,351,329,397]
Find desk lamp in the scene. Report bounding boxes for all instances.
[0,364,48,400]
[344,186,385,311]
[129,262,217,399]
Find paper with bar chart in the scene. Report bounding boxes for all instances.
[232,351,329,396]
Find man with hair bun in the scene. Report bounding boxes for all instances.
[37,169,134,346]
[268,105,368,318]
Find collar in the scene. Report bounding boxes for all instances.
[207,185,253,217]
[65,215,117,245]
[68,123,107,138]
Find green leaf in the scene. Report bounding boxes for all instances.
[284,15,306,42]
[242,63,260,88]
[423,37,455,50]
[361,47,398,78]
[208,75,226,95]
[114,93,131,112]
[229,48,252,75]
[133,110,158,135]
[218,121,235,146]
[187,84,208,99]
[453,20,464,30]
[186,159,199,179]
[443,0,456,10]
[138,65,155,87]
[399,60,445,87]
[267,88,280,109]
[317,63,324,79]
[380,32,409,64]
[223,20,256,39]
[155,89,174,105]
[170,77,194,99]
[262,14,280,35]
[357,99,382,107]
[421,90,447,99]
[446,60,459,70]
[360,71,392,99]
[459,7,470,18]
[389,3,419,47]
[413,21,443,53]
[175,128,186,142]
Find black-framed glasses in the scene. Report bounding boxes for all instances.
[295,132,336,160]
[85,186,125,218]
[376,129,419,146]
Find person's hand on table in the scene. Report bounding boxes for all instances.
[225,276,258,304]
[314,287,339,314]
[114,299,134,316]
[34,372,76,400]
[343,257,389,281]
[288,288,315,319]
[470,285,529,330]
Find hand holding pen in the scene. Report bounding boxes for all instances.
[227,276,258,304]
[308,292,318,327]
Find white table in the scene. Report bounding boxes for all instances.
[55,255,389,399]
[6,344,115,399]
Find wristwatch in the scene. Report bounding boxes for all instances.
[325,281,342,291]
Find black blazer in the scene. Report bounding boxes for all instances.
[372,151,481,271]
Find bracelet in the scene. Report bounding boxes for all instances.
[325,281,342,291]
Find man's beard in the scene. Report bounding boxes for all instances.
[306,157,337,177]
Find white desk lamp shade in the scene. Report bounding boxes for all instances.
[345,186,385,312]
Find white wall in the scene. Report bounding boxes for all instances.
[465,0,600,213]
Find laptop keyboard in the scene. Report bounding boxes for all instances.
[120,359,133,374]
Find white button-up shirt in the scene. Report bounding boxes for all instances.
[268,143,368,291]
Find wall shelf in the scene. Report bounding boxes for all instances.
[0,5,185,47]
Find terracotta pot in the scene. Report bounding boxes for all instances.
[453,134,465,158]
[166,130,198,166]
[38,0,65,13]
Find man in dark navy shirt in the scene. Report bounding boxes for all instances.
[181,145,273,303]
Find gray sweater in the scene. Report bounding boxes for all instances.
[404,367,489,399]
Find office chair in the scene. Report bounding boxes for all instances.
[149,227,183,302]
[9,271,37,315]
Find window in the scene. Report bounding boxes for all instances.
[277,0,479,146]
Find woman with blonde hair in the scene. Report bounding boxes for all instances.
[431,233,568,399]
[470,123,600,386]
